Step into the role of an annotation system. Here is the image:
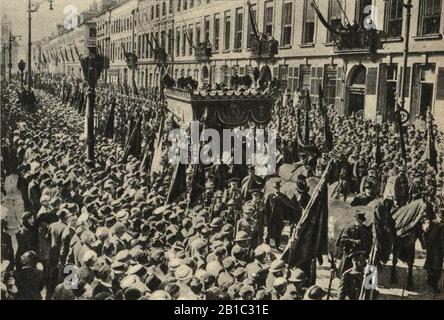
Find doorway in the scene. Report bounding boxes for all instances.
[346,65,367,116]
[419,83,434,116]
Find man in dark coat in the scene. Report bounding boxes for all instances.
[264,181,299,249]
[336,211,373,275]
[422,220,444,294]
[15,251,45,300]
[350,181,375,207]
[16,212,39,270]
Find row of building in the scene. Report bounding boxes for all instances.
[33,0,444,126]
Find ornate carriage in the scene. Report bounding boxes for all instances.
[164,88,277,129]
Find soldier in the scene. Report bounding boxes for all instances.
[222,178,243,210]
[244,189,266,249]
[352,153,368,194]
[394,165,409,207]
[350,181,376,207]
[338,251,366,300]
[336,211,372,275]
[360,163,380,197]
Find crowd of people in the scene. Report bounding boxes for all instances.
[1,72,443,300]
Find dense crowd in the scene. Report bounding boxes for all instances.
[1,74,443,300]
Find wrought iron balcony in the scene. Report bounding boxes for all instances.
[195,41,212,62]
[333,29,381,55]
[250,38,279,59]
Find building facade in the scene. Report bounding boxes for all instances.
[35,0,444,127]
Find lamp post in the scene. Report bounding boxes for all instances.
[27,0,54,91]
[80,47,105,166]
[1,42,6,79]
[8,31,22,80]
[399,0,413,111]
[18,60,26,85]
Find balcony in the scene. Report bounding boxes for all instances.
[333,29,381,56]
[153,48,168,66]
[194,41,212,62]
[250,38,279,59]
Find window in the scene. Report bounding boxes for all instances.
[300,65,311,91]
[151,6,154,20]
[168,29,173,53]
[162,2,166,16]
[190,0,194,8]
[204,16,210,42]
[156,4,159,18]
[161,31,166,49]
[282,1,293,46]
[264,2,273,36]
[184,0,188,10]
[328,0,343,43]
[418,0,442,35]
[224,12,231,50]
[169,0,173,14]
[189,26,194,55]
[356,0,372,24]
[176,28,181,56]
[288,67,300,92]
[385,0,403,37]
[324,65,337,106]
[182,27,187,56]
[214,14,220,51]
[234,8,243,49]
[196,23,201,44]
[247,4,257,48]
[302,0,316,44]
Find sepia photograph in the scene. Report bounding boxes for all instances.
[0,0,443,307]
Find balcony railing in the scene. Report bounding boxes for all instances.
[333,28,380,55]
[195,41,212,62]
[250,38,279,59]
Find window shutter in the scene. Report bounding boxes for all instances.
[399,66,411,98]
[377,64,388,116]
[437,67,444,100]
[410,64,421,118]
[366,67,378,95]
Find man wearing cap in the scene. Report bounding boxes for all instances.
[16,212,39,270]
[222,178,243,210]
[360,164,380,197]
[244,189,266,249]
[245,244,268,279]
[264,181,299,249]
[393,165,409,207]
[338,251,366,300]
[350,181,376,207]
[336,211,372,275]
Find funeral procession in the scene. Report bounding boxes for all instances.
[1,0,444,303]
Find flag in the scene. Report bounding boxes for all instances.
[103,101,115,138]
[70,46,75,61]
[425,111,437,171]
[42,52,47,64]
[311,1,340,36]
[247,0,260,41]
[319,84,334,151]
[65,48,70,62]
[374,126,382,165]
[282,161,330,268]
[166,162,188,204]
[123,116,143,160]
[304,90,311,145]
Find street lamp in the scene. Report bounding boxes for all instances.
[8,31,22,81]
[27,0,54,91]
[80,47,105,165]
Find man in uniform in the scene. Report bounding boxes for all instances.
[350,181,375,207]
[336,211,372,275]
[338,251,366,300]
[222,178,243,210]
[244,189,266,249]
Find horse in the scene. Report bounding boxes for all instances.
[389,199,431,291]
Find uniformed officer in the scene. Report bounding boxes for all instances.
[222,178,243,210]
[338,251,366,300]
[336,211,372,275]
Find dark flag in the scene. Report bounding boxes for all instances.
[70,46,75,62]
[282,161,330,269]
[374,125,382,165]
[103,101,115,138]
[247,0,260,41]
[304,90,311,145]
[319,84,334,151]
[123,116,143,160]
[166,162,188,204]
[426,111,438,171]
